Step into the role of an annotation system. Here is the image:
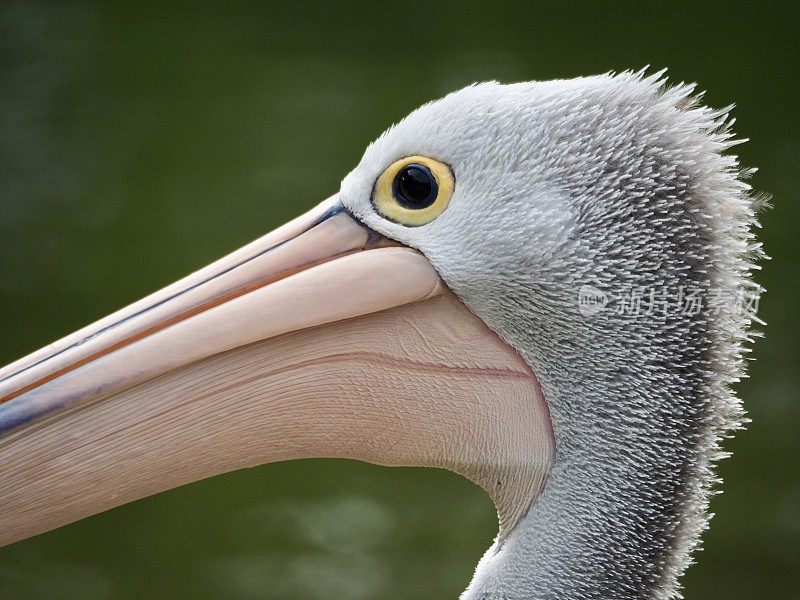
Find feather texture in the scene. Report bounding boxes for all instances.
[342,70,765,599]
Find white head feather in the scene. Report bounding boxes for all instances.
[341,71,764,599]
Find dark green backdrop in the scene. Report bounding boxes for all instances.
[1,2,797,598]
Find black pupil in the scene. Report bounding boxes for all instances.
[392,164,438,209]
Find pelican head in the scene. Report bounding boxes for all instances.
[0,71,762,599]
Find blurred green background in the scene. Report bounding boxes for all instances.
[0,1,797,598]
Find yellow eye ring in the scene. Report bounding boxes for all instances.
[372,155,455,226]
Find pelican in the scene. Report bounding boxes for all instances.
[0,71,762,599]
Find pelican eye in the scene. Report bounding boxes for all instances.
[372,155,454,226]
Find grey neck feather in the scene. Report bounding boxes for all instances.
[441,75,764,600]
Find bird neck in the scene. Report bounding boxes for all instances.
[462,357,730,599]
[450,273,750,600]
